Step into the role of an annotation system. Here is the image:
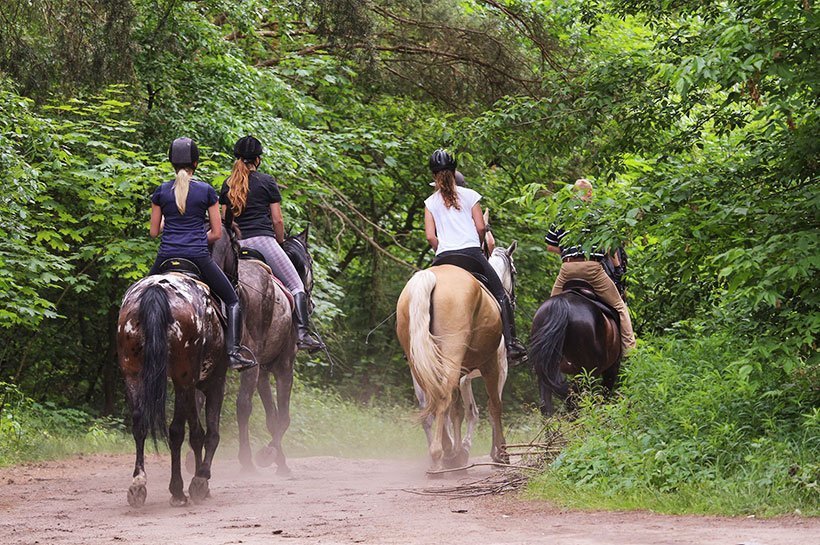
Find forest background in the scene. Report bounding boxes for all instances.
[0,0,816,515]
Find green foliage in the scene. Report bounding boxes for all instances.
[0,0,816,516]
[530,334,819,515]
[0,382,129,466]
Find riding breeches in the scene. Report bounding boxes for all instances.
[149,255,239,305]
[240,235,305,295]
[551,261,636,354]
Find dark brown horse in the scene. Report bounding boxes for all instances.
[211,226,316,474]
[529,283,622,416]
[117,272,227,507]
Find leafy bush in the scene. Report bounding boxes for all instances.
[0,382,129,465]
[530,333,819,515]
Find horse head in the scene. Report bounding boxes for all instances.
[212,222,240,284]
[489,240,518,304]
[282,226,315,311]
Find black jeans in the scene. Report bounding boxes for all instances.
[149,255,238,305]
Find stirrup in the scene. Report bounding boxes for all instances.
[506,341,528,366]
[297,333,325,354]
[228,345,257,371]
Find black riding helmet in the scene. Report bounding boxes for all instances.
[168,137,199,167]
[234,135,263,161]
[429,148,456,173]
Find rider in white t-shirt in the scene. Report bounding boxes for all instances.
[423,149,527,364]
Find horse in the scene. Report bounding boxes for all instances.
[529,281,622,416]
[117,270,228,507]
[396,242,517,473]
[210,225,316,474]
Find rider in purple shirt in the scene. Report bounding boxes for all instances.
[148,137,256,371]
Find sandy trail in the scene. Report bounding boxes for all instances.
[0,453,816,545]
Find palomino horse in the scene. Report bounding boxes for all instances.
[396,244,517,472]
[529,283,622,416]
[117,272,227,507]
[211,226,316,474]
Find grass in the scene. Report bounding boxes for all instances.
[0,376,544,465]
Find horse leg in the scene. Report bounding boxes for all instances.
[168,387,191,507]
[459,372,480,457]
[483,346,508,464]
[185,390,205,475]
[191,377,225,503]
[539,379,554,417]
[267,360,293,475]
[127,387,148,508]
[187,390,206,476]
[236,365,259,472]
[602,358,621,398]
[412,375,434,446]
[445,386,467,469]
[427,408,450,476]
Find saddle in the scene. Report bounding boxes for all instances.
[158,257,202,279]
[432,253,491,292]
[238,247,295,311]
[562,279,620,325]
[156,258,227,328]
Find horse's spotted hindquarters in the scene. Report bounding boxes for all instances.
[117,274,228,507]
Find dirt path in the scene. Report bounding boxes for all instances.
[0,453,816,545]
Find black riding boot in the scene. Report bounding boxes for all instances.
[500,295,527,365]
[226,302,257,371]
[293,292,325,353]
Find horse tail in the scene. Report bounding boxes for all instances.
[405,270,452,418]
[529,297,570,398]
[137,284,171,445]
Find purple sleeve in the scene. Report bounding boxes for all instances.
[150,185,162,205]
[206,185,218,207]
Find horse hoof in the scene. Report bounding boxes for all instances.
[127,484,147,508]
[185,450,196,475]
[275,464,292,477]
[254,446,277,468]
[189,476,209,503]
[169,494,189,507]
[452,448,470,468]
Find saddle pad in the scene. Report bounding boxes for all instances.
[243,258,294,312]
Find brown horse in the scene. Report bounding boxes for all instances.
[117,273,227,507]
[211,226,318,474]
[529,283,622,416]
[396,247,515,472]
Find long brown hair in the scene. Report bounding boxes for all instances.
[434,170,460,210]
[226,159,253,215]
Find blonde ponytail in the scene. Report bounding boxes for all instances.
[173,168,193,215]
[226,158,251,216]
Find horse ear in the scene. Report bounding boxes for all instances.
[297,225,309,246]
[483,208,490,224]
[507,240,518,256]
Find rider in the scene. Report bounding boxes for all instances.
[220,135,325,353]
[148,137,257,371]
[424,149,527,364]
[545,178,636,355]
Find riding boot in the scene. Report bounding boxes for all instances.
[225,302,257,371]
[293,292,325,353]
[500,295,527,365]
